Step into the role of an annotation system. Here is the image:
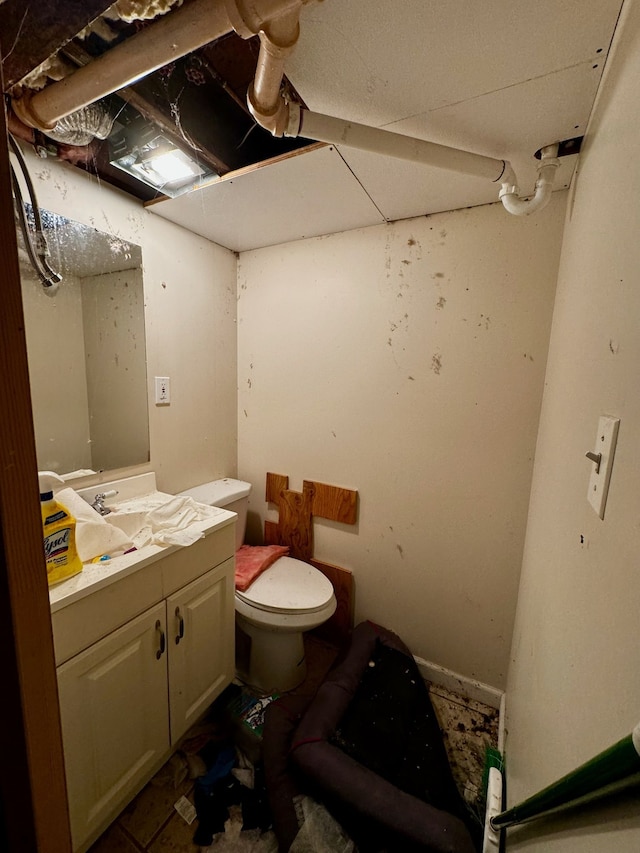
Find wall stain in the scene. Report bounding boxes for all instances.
[477,313,490,330]
[396,544,404,558]
[243,409,248,418]
[407,238,416,246]
[431,353,443,374]
[389,313,409,335]
[247,378,252,388]
[436,296,446,309]
[331,430,337,438]
[432,272,445,279]
[401,259,411,265]
[408,375,415,381]
[609,339,619,354]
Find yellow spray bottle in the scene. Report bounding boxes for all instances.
[41,488,83,585]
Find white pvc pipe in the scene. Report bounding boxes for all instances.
[247,8,302,135]
[295,108,508,183]
[13,0,236,130]
[499,145,560,216]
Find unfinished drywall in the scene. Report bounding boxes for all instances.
[16,146,237,493]
[237,195,566,688]
[505,0,640,848]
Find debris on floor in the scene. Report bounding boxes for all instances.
[89,634,498,852]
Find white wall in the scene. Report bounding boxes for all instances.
[237,196,566,688]
[505,1,640,848]
[19,148,238,494]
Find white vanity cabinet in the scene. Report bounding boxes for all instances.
[51,518,236,852]
[57,602,170,848]
[167,564,232,743]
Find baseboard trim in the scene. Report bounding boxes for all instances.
[413,655,504,711]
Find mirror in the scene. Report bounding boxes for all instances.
[18,208,150,478]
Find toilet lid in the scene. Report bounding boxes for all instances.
[236,556,335,614]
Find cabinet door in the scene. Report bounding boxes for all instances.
[167,559,235,743]
[57,602,169,850]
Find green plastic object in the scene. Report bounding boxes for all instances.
[491,724,640,830]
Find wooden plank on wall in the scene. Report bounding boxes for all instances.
[305,480,358,525]
[310,559,353,646]
[277,486,313,560]
[265,472,288,504]
[264,519,279,546]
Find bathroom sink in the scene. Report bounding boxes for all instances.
[102,493,172,539]
[101,490,221,547]
[103,507,150,539]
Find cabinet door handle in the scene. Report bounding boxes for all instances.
[175,607,185,645]
[155,619,166,659]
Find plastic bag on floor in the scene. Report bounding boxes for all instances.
[289,796,355,853]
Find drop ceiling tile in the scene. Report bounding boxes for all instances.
[334,62,590,222]
[148,146,384,252]
[384,61,599,166]
[291,0,622,127]
[335,149,575,224]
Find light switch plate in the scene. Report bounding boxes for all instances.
[154,376,171,405]
[587,415,619,519]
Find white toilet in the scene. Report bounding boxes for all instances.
[179,478,337,693]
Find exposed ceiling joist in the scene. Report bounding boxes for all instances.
[0,0,114,88]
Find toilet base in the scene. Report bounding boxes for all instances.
[235,615,307,694]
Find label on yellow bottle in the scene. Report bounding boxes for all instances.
[42,498,83,585]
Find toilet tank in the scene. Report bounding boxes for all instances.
[179,478,252,550]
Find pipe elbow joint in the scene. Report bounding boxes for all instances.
[247,84,291,136]
[11,92,57,133]
[499,148,560,216]
[225,0,303,39]
[500,183,552,216]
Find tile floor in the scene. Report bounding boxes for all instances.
[89,636,498,852]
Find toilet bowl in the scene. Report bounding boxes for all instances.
[179,479,337,693]
[235,555,336,692]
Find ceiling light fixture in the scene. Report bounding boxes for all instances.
[109,125,217,197]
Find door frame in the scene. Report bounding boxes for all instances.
[0,95,72,850]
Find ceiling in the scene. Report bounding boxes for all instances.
[1,0,626,253]
[149,0,624,251]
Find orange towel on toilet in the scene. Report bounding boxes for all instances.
[235,544,289,591]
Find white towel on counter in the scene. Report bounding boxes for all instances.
[129,495,218,549]
[55,487,135,563]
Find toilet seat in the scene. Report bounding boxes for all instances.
[235,556,334,615]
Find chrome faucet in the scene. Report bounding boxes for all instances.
[91,489,119,516]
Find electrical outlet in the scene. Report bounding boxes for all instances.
[155,376,171,405]
[587,415,619,519]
